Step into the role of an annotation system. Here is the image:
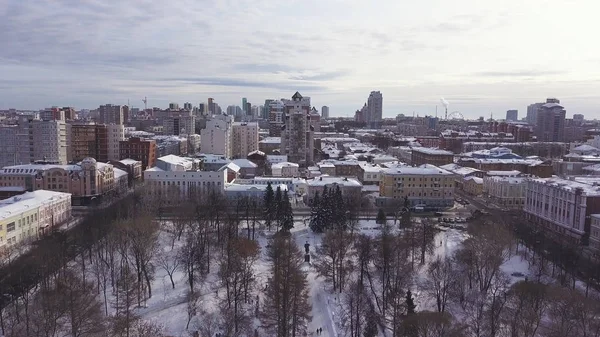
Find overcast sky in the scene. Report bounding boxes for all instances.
[1,0,598,119]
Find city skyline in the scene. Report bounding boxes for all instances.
[1,0,599,118]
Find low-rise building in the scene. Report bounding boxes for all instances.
[305,176,362,206]
[271,162,299,177]
[358,163,385,185]
[484,176,526,209]
[225,183,288,200]
[144,155,227,206]
[0,190,71,249]
[457,158,552,178]
[231,159,258,179]
[463,176,483,196]
[0,158,116,205]
[411,147,454,167]
[258,137,281,155]
[377,164,455,209]
[524,176,600,245]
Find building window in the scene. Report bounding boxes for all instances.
[7,222,15,232]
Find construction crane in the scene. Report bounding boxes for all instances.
[142,97,148,110]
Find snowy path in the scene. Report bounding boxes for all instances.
[292,227,338,337]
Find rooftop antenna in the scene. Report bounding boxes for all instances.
[142,97,148,110]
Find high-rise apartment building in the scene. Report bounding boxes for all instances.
[40,107,75,121]
[321,106,329,119]
[163,113,196,136]
[268,100,284,137]
[208,98,215,114]
[526,102,544,125]
[281,92,314,166]
[367,91,383,123]
[184,102,192,111]
[264,99,274,119]
[119,137,157,169]
[66,123,123,162]
[200,114,233,157]
[573,114,585,124]
[168,103,179,110]
[506,110,518,121]
[231,122,259,158]
[535,98,566,142]
[98,104,124,125]
[0,126,18,168]
[67,123,108,162]
[242,98,248,114]
[107,124,125,161]
[16,117,67,165]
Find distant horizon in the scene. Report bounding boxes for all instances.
[1,0,599,119]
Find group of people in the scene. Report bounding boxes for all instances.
[315,327,324,335]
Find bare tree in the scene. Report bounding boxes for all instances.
[111,266,139,337]
[315,229,354,293]
[505,280,549,337]
[61,272,105,337]
[157,253,180,290]
[424,256,456,313]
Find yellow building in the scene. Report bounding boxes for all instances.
[0,190,71,251]
[463,176,484,196]
[377,164,456,209]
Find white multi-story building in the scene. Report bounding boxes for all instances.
[367,91,383,123]
[0,190,71,249]
[271,162,300,177]
[107,124,125,161]
[484,176,526,208]
[17,117,68,164]
[200,115,232,157]
[321,106,329,119]
[0,125,18,168]
[144,155,227,205]
[524,176,600,244]
[281,92,314,166]
[231,122,259,158]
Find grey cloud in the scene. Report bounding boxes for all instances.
[232,63,294,73]
[165,77,327,92]
[476,70,565,77]
[289,71,349,81]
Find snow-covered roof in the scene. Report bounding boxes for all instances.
[573,144,599,152]
[119,158,140,165]
[464,176,483,184]
[272,162,300,169]
[259,137,281,144]
[159,154,194,167]
[529,176,600,196]
[486,170,522,177]
[219,162,240,172]
[486,176,526,184]
[232,159,258,168]
[411,147,453,155]
[321,137,360,143]
[0,190,71,221]
[114,168,128,179]
[542,103,563,109]
[459,158,544,166]
[384,164,454,176]
[1,160,113,174]
[225,183,288,192]
[307,175,362,187]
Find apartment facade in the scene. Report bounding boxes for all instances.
[0,158,116,204]
[231,122,259,158]
[484,176,526,208]
[535,98,566,142]
[524,176,600,245]
[411,147,454,167]
[0,190,72,250]
[377,164,455,209]
[144,155,227,205]
[98,104,124,125]
[163,114,196,136]
[119,137,157,169]
[16,117,68,165]
[200,116,232,157]
[281,92,314,167]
